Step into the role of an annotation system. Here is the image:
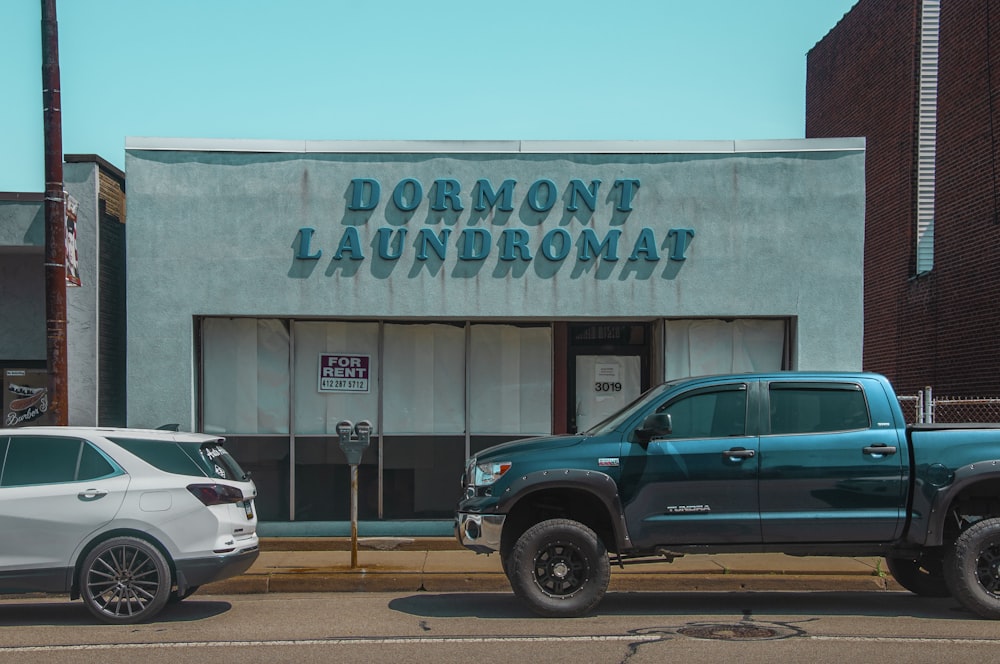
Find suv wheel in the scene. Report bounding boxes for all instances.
[509,518,610,618]
[80,536,172,624]
[944,517,1000,619]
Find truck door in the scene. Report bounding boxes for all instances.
[758,380,907,542]
[620,381,761,548]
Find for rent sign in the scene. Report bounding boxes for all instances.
[318,353,370,393]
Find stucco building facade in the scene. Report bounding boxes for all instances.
[123,138,866,522]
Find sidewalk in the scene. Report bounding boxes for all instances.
[201,537,904,595]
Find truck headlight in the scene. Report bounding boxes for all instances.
[471,460,512,487]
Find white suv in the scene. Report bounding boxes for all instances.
[0,427,259,624]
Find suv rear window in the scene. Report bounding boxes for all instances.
[109,438,248,480]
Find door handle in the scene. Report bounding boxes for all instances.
[863,444,897,456]
[78,489,108,501]
[724,448,756,460]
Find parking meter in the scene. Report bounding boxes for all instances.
[355,420,372,445]
[336,418,373,568]
[337,419,372,465]
[336,420,353,446]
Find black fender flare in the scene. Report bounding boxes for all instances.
[919,461,1000,546]
[492,468,633,552]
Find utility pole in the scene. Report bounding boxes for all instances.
[42,0,68,425]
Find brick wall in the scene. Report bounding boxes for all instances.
[930,0,1000,394]
[807,0,1000,395]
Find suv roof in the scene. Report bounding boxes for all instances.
[0,426,225,445]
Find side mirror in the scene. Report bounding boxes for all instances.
[636,412,672,444]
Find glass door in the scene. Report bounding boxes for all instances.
[566,323,650,433]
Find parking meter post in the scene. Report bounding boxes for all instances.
[350,463,359,568]
[336,419,372,570]
[335,420,359,567]
[349,420,372,569]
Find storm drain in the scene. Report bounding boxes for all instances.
[677,623,789,641]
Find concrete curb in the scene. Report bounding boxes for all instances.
[203,572,896,595]
[199,538,905,595]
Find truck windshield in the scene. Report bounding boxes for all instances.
[584,381,679,436]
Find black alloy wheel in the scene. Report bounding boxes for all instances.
[509,518,610,618]
[944,517,1000,619]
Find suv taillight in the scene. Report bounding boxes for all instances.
[187,483,245,506]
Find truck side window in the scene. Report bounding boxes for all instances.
[655,386,748,439]
[769,384,870,434]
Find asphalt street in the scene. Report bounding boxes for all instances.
[0,590,995,664]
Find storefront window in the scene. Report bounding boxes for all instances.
[222,436,291,521]
[383,323,464,434]
[664,319,787,379]
[200,318,556,521]
[293,436,378,521]
[202,318,289,434]
[470,324,552,434]
[293,321,380,434]
[382,435,464,519]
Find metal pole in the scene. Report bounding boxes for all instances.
[924,386,934,424]
[350,464,359,568]
[41,0,68,425]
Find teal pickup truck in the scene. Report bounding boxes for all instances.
[456,372,1000,618]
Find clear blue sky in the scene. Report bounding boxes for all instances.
[1,0,857,193]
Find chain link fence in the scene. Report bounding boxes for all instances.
[897,388,1000,424]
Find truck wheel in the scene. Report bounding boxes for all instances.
[944,517,1000,619]
[509,518,610,618]
[885,554,949,597]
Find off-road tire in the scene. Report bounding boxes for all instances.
[508,518,610,618]
[944,517,1000,619]
[885,553,950,597]
[80,536,172,624]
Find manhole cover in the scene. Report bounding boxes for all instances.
[678,624,783,641]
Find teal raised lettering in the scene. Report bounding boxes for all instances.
[539,228,571,261]
[579,228,621,261]
[668,228,695,260]
[500,228,532,261]
[567,179,601,212]
[416,228,452,260]
[334,227,365,260]
[376,227,407,260]
[295,227,322,260]
[349,178,380,211]
[627,227,659,261]
[459,228,491,260]
[432,179,464,211]
[474,178,516,212]
[392,178,423,212]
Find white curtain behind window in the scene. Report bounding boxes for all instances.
[292,321,380,435]
[203,318,289,434]
[383,323,465,434]
[664,319,786,380]
[470,325,552,434]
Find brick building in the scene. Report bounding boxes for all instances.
[807,0,1000,395]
